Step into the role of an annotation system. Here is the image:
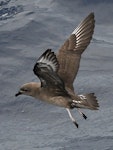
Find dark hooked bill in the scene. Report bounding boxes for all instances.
[15,92,22,97]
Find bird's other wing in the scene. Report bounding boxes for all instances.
[33,49,65,90]
[57,13,95,92]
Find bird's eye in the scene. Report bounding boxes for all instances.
[21,88,29,92]
[24,89,28,92]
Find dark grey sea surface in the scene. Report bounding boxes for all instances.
[0,0,113,150]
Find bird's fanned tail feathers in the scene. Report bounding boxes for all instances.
[72,93,99,110]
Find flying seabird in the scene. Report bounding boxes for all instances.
[15,13,99,128]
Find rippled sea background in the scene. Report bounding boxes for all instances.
[0,0,113,150]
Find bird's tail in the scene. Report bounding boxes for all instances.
[72,93,99,110]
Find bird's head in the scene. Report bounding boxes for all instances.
[15,82,41,97]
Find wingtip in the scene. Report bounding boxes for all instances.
[72,12,95,35]
[35,49,59,73]
[40,49,52,58]
[89,12,94,16]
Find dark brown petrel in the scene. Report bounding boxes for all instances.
[15,13,99,128]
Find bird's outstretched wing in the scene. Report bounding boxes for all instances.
[57,13,95,91]
[33,49,65,90]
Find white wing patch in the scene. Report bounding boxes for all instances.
[38,56,57,72]
[37,49,59,72]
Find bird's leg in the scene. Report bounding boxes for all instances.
[77,108,87,119]
[66,108,79,128]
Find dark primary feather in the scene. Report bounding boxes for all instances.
[33,49,66,91]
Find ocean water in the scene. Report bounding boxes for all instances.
[0,0,113,150]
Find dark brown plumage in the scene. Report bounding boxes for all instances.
[15,13,99,128]
[57,13,95,91]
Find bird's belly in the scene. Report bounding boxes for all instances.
[41,96,71,108]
